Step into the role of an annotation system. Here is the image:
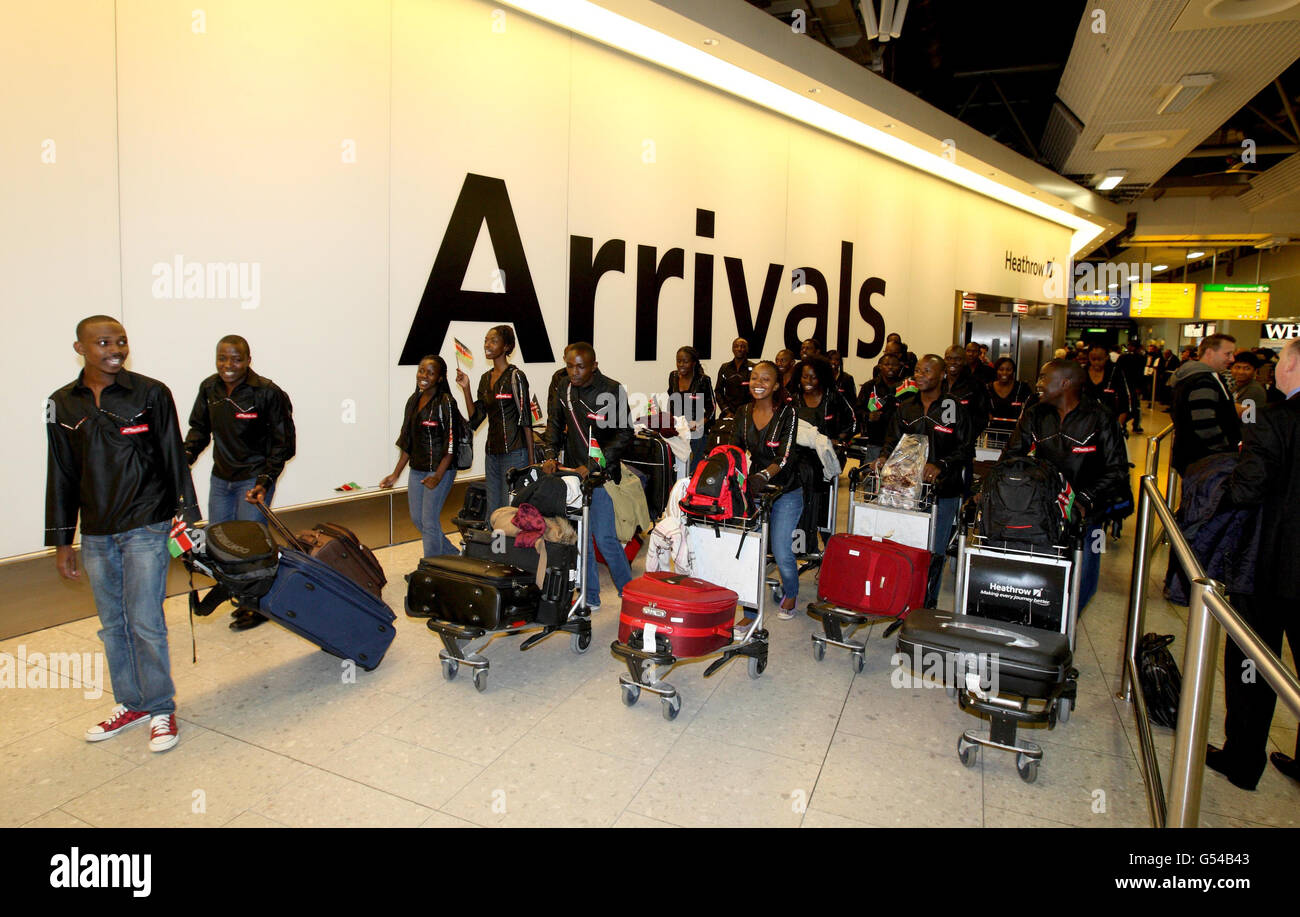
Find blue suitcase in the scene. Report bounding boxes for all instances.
[260,549,397,670]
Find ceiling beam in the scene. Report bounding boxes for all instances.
[1276,78,1300,150]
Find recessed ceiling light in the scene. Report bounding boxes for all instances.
[1108,283,1119,289]
[807,87,821,94]
[702,38,718,46]
[1188,250,1206,259]
[882,123,894,128]
[1157,73,1216,115]
[1128,274,1140,281]
[1154,264,1168,271]
[1096,169,1127,190]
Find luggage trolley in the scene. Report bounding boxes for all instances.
[805,466,936,669]
[609,486,781,720]
[972,428,1011,489]
[413,470,600,692]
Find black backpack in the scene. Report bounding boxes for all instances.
[1138,633,1182,729]
[979,455,1073,547]
[508,467,571,517]
[186,520,279,616]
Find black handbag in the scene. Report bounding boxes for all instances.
[1138,633,1182,729]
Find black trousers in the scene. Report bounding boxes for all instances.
[1222,591,1300,781]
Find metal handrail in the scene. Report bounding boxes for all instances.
[1122,472,1300,827]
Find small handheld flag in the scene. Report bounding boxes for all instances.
[1058,481,1076,520]
[588,436,606,468]
[529,394,543,424]
[334,481,362,492]
[867,390,883,412]
[168,519,195,558]
[454,338,474,371]
[895,379,919,398]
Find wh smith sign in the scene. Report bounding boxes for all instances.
[1262,322,1300,340]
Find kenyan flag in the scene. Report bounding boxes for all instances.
[1058,481,1076,521]
[588,436,606,468]
[867,390,883,412]
[529,394,543,424]
[895,379,919,398]
[168,519,195,558]
[334,481,362,492]
[453,338,474,370]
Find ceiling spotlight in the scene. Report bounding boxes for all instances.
[1128,274,1139,281]
[807,87,821,94]
[702,37,718,46]
[1154,264,1168,271]
[1157,73,1216,115]
[1095,169,1127,191]
[1187,250,1206,259]
[1108,283,1119,289]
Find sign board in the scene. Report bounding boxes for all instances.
[1261,322,1300,340]
[960,549,1071,634]
[1067,289,1130,329]
[1181,322,1217,339]
[1012,301,1029,315]
[1131,283,1196,318]
[1200,284,1269,321]
[961,297,977,311]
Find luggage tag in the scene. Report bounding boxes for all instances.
[642,622,658,652]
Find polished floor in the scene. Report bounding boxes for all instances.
[3,428,1297,828]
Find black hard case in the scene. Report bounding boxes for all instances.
[896,608,1072,698]
[405,555,540,628]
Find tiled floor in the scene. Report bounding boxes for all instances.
[4,426,1297,827]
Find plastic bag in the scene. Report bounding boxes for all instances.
[878,433,929,508]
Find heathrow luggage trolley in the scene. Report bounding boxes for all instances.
[951,520,1084,722]
[609,488,780,721]
[845,466,937,552]
[420,470,598,692]
[972,428,1011,489]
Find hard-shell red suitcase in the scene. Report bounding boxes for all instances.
[618,572,737,658]
[816,533,929,618]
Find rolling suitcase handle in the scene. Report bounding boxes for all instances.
[252,494,309,552]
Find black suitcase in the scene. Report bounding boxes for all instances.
[259,549,397,670]
[623,430,674,519]
[896,608,1071,698]
[460,526,544,574]
[705,417,736,452]
[405,555,539,628]
[455,482,489,530]
[535,541,578,625]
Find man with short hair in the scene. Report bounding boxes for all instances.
[46,316,199,753]
[714,337,754,419]
[1228,351,1267,418]
[1208,339,1300,789]
[965,341,995,385]
[1006,359,1131,610]
[1170,333,1240,475]
[826,349,855,408]
[943,344,990,433]
[1116,341,1147,433]
[541,342,635,608]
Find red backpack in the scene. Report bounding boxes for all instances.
[680,444,748,520]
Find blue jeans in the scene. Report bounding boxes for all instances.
[926,496,961,608]
[208,475,274,524]
[585,485,633,606]
[80,520,176,715]
[485,447,529,516]
[1079,523,1103,613]
[688,434,709,476]
[409,468,458,558]
[769,488,804,608]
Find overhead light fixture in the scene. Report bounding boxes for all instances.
[1187,250,1206,259]
[1154,263,1168,271]
[1157,73,1217,115]
[1095,169,1127,191]
[495,0,1105,253]
[702,38,718,46]
[860,0,909,41]
[1108,283,1119,289]
[1128,274,1140,281]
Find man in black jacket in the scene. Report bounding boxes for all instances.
[876,355,975,607]
[943,345,990,434]
[714,337,754,419]
[1171,333,1240,475]
[46,316,200,754]
[1116,341,1147,433]
[541,342,635,609]
[1207,338,1300,790]
[1006,359,1131,610]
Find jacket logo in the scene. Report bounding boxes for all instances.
[234,412,258,419]
[421,420,439,427]
[494,393,513,400]
[933,424,954,434]
[120,424,149,435]
[586,412,602,420]
[1072,446,1096,453]
[765,439,781,448]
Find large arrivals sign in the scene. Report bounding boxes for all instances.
[1200,284,1269,321]
[1131,283,1197,318]
[1067,289,1131,329]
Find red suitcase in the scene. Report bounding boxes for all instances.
[816,533,929,618]
[618,573,738,658]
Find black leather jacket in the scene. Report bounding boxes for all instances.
[543,371,634,484]
[184,370,296,487]
[397,389,457,472]
[46,369,200,543]
[715,358,755,417]
[882,394,976,498]
[732,402,800,491]
[1006,397,1131,516]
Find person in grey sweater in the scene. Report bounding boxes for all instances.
[1170,334,1241,475]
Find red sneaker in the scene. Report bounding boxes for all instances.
[149,714,180,753]
[85,705,150,742]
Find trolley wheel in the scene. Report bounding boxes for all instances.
[812,640,826,662]
[1016,753,1039,784]
[957,737,977,768]
[571,631,591,654]
[472,668,487,693]
[1057,697,1072,724]
[661,694,682,721]
[748,655,767,679]
[850,651,865,674]
[441,658,459,682]
[621,683,640,707]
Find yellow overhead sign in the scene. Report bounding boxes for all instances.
[1131,283,1196,318]
[1200,284,1269,320]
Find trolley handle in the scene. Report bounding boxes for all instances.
[252,494,308,552]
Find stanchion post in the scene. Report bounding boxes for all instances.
[1166,577,1224,828]
[1121,476,1154,703]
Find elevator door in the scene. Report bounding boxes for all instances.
[1017,316,1055,384]
[964,314,1013,363]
